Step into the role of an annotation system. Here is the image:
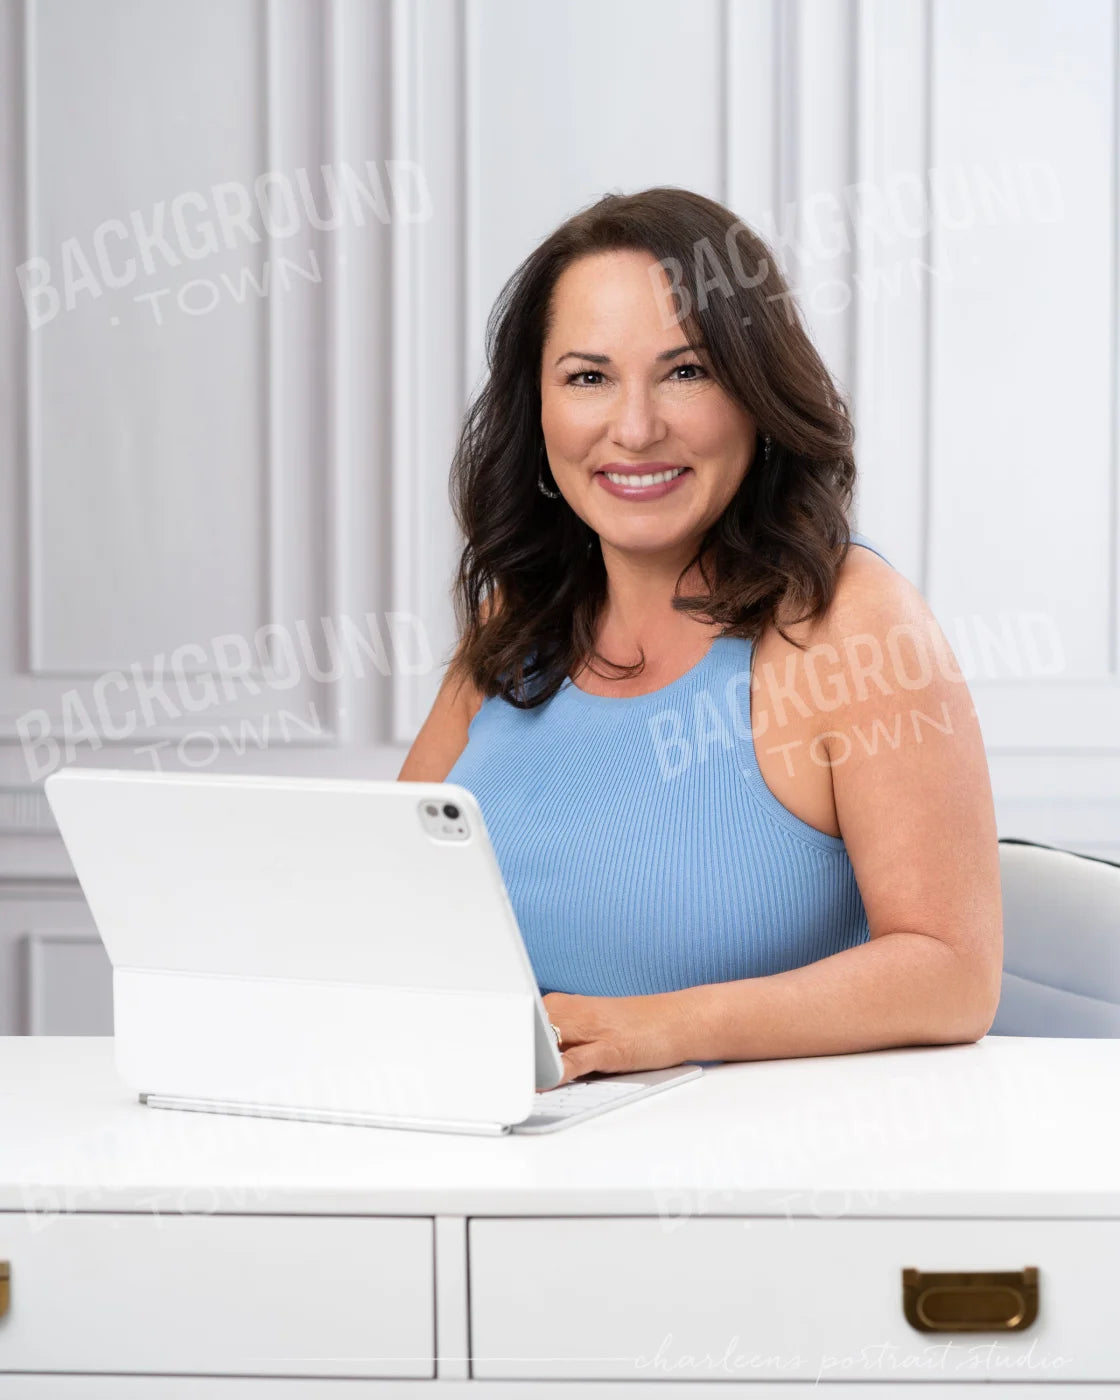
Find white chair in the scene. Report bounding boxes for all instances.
[989,838,1120,1036]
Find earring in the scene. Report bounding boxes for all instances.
[763,433,773,465]
[538,445,560,499]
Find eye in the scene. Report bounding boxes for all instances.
[563,362,708,388]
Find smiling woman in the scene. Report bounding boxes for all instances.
[398,186,1003,1084]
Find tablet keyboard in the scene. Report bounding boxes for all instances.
[512,1076,665,1133]
[141,1066,705,1136]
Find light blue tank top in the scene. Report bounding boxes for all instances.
[446,533,894,998]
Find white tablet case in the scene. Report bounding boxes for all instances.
[43,768,565,1133]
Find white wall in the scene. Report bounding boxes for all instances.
[0,0,1117,1032]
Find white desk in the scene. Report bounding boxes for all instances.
[0,1034,1118,1395]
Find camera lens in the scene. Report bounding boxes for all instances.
[442,803,460,819]
[424,804,438,816]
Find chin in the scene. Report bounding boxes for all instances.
[595,522,694,554]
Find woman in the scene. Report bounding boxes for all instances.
[399,187,1003,1086]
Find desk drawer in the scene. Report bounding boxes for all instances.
[0,1213,433,1378]
[469,1217,1117,1383]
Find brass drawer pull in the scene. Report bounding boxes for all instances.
[0,1261,8,1319]
[902,1267,1038,1332]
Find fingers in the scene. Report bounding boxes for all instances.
[556,1042,605,1085]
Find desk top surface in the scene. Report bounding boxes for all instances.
[1,1036,1116,1218]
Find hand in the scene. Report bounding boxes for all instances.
[541,989,695,1087]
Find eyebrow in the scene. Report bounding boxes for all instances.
[553,343,706,368]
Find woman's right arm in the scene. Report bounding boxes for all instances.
[398,592,497,782]
[396,658,483,783]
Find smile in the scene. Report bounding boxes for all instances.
[601,467,688,487]
[594,465,692,501]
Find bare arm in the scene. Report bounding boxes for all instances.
[399,592,499,782]
[396,657,483,783]
[669,553,1002,1060]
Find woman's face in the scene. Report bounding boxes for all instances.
[539,248,758,560]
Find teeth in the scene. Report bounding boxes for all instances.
[604,467,686,487]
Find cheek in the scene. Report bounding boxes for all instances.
[674,401,745,457]
[542,392,599,445]
[540,386,566,428]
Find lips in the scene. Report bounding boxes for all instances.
[594,464,692,501]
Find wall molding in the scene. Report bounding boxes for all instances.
[390,0,466,745]
[24,927,107,1035]
[21,0,273,684]
[0,784,54,835]
[4,0,339,745]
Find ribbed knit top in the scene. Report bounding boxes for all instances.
[445,533,894,998]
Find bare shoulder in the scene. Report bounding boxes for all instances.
[758,541,955,761]
[396,586,515,781]
[396,658,483,783]
[795,536,989,798]
[786,541,929,649]
[396,650,485,783]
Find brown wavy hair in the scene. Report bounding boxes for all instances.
[447,185,857,707]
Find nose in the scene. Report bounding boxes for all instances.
[608,379,668,453]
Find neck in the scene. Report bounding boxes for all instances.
[596,537,715,648]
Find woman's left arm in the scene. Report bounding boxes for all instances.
[545,554,1004,1081]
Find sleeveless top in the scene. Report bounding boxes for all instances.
[445,533,895,999]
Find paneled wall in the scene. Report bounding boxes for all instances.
[1,0,1117,1033]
